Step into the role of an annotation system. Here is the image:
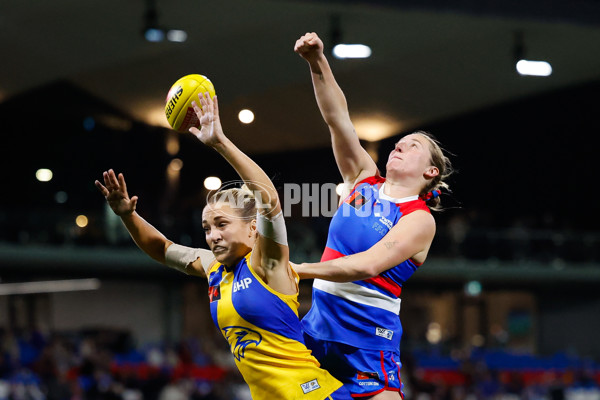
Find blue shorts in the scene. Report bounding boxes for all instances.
[326,385,353,399]
[305,333,404,398]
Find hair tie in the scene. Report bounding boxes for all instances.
[420,189,441,202]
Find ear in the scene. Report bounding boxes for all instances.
[248,219,257,237]
[423,166,439,179]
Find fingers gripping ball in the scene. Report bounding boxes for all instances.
[165,74,216,132]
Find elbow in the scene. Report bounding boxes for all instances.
[362,265,380,279]
[323,114,348,129]
[360,264,381,279]
[347,264,378,281]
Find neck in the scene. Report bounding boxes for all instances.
[383,178,420,199]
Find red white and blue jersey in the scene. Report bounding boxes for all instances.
[301,176,431,351]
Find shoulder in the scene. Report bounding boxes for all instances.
[354,174,385,189]
[398,209,436,236]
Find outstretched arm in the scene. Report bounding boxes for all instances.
[189,94,281,218]
[189,94,294,294]
[294,210,436,281]
[95,170,212,277]
[294,32,377,185]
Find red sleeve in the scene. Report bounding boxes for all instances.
[352,175,385,191]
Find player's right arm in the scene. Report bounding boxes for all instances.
[95,169,213,277]
[189,94,295,296]
[294,32,377,185]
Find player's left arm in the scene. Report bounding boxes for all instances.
[295,210,436,281]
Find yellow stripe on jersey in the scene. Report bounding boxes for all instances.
[209,253,343,399]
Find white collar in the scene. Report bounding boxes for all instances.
[379,182,419,203]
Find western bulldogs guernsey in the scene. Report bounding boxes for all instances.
[208,253,343,400]
[302,176,431,351]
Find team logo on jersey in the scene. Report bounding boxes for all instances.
[300,379,320,394]
[222,326,262,361]
[208,268,226,302]
[346,191,367,210]
[208,285,221,302]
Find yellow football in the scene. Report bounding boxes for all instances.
[165,74,216,132]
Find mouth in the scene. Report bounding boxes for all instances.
[212,245,227,253]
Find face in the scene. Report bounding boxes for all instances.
[202,202,256,266]
[386,133,438,180]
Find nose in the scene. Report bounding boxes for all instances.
[207,230,222,244]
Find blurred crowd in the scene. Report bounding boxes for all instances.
[401,347,600,400]
[1,328,599,400]
[0,328,250,400]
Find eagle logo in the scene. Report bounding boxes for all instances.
[222,326,262,361]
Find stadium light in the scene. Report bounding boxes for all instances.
[142,0,187,43]
[330,14,371,60]
[333,44,372,59]
[0,279,101,295]
[516,60,552,77]
[514,31,552,77]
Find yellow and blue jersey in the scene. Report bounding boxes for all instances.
[208,253,344,400]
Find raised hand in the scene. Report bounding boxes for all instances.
[294,32,324,63]
[189,92,227,148]
[95,169,138,216]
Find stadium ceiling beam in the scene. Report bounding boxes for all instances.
[296,0,600,26]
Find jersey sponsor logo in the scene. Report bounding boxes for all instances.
[208,285,221,302]
[233,277,252,292]
[222,326,262,361]
[372,221,388,236]
[300,378,320,394]
[346,191,367,210]
[375,327,394,340]
[378,216,393,230]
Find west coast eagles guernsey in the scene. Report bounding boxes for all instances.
[208,253,343,400]
[302,176,431,351]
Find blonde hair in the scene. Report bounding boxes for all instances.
[206,184,257,221]
[413,130,454,212]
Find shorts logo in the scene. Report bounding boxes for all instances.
[376,327,394,340]
[300,379,320,394]
[357,371,379,380]
[346,191,367,210]
[357,371,380,387]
